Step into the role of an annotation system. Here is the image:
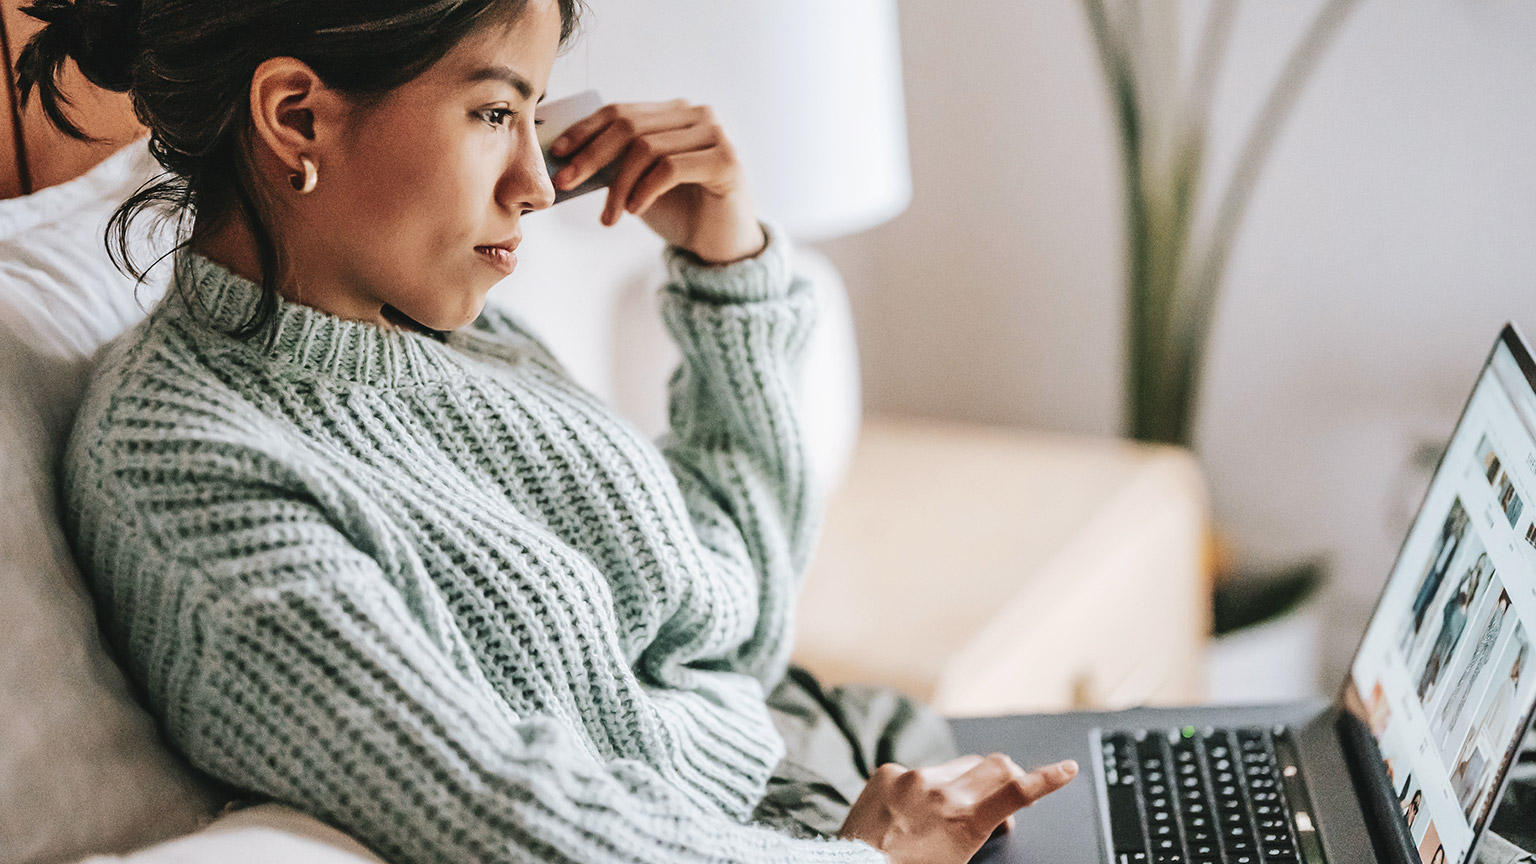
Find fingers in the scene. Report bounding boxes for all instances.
[853,754,1077,858]
[548,98,688,157]
[868,761,911,787]
[915,754,986,785]
[547,100,746,229]
[601,123,720,224]
[623,149,735,221]
[550,101,703,191]
[958,754,1079,827]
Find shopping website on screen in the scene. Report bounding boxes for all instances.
[1351,342,1536,864]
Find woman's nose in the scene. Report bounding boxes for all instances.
[505,132,556,213]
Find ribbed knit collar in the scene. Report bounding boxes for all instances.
[167,248,470,388]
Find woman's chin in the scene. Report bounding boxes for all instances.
[382,300,480,334]
[446,293,491,331]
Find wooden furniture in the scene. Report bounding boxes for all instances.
[792,417,1212,716]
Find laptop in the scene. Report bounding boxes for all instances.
[954,324,1536,864]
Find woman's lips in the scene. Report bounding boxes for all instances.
[475,245,518,276]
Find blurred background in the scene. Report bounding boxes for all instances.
[519,0,1536,706]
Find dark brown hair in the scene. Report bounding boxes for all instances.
[16,0,584,341]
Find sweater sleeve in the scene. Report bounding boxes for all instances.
[65,433,883,864]
[655,222,822,692]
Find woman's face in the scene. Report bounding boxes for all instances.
[288,0,562,331]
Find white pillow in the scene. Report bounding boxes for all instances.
[0,139,223,864]
[74,804,385,864]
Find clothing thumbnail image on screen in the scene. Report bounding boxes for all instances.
[1412,547,1495,712]
[1398,774,1426,834]
[1376,726,1445,860]
[1477,435,1525,528]
[1497,471,1525,528]
[1364,679,1393,737]
[1429,589,1513,755]
[1478,435,1502,486]
[1419,818,1447,864]
[1398,497,1474,665]
[1447,624,1529,827]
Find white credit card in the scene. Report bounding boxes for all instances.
[537,90,617,204]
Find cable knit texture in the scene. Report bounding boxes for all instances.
[61,224,884,864]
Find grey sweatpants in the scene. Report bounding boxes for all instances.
[752,665,960,839]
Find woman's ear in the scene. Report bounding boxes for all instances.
[247,56,343,187]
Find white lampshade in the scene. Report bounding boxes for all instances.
[549,0,911,241]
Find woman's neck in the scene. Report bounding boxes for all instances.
[188,211,435,334]
[189,211,266,290]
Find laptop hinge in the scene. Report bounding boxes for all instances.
[1336,710,1418,864]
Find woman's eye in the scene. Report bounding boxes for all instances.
[480,108,516,128]
[479,109,546,130]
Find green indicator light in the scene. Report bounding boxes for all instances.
[1182,726,1196,739]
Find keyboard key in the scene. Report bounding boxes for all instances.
[1106,782,1145,854]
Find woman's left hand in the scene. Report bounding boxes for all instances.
[547,100,766,265]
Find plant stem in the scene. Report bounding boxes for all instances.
[1168,0,1363,446]
[1082,0,1363,446]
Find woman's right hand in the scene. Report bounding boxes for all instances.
[837,752,1078,864]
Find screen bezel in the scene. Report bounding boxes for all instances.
[1337,322,1536,863]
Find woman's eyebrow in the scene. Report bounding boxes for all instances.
[463,65,546,103]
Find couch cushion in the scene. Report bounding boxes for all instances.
[0,139,222,864]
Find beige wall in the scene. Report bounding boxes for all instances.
[816,0,1536,689]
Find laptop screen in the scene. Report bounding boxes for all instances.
[1349,327,1536,864]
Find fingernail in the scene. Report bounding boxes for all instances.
[1057,760,1079,778]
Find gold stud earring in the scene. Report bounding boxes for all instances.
[289,155,317,194]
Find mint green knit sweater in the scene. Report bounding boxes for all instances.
[62,225,884,864]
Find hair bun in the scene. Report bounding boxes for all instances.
[19,0,141,93]
[16,0,141,139]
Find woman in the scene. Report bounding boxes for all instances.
[1398,500,1466,656]
[1432,591,1511,752]
[1417,555,1487,705]
[20,1,1077,862]
[1402,789,1422,830]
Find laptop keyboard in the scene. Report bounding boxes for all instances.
[1098,725,1320,864]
